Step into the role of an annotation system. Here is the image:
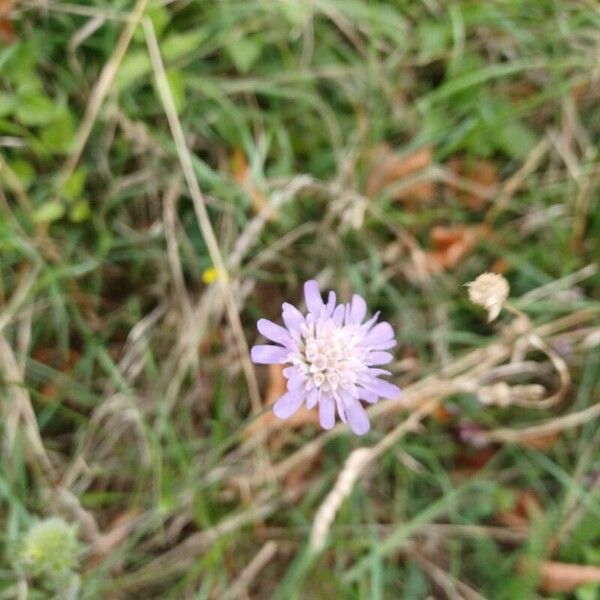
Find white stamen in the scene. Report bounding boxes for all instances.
[291,317,367,394]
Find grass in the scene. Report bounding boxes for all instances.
[1,0,600,598]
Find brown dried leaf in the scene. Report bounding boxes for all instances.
[537,561,600,593]
[520,431,560,451]
[425,224,490,272]
[447,157,498,210]
[366,145,434,202]
[0,0,15,45]
[230,148,274,219]
[496,489,542,528]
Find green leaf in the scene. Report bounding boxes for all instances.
[33,201,65,223]
[417,22,451,59]
[0,39,39,83]
[69,200,91,223]
[0,93,16,118]
[225,36,262,73]
[576,583,600,600]
[116,50,152,91]
[162,30,207,62]
[8,160,35,190]
[166,69,185,114]
[496,121,537,159]
[40,112,75,154]
[16,93,59,126]
[63,168,87,203]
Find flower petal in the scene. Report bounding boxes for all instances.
[335,395,347,423]
[365,351,393,365]
[358,389,379,403]
[349,294,367,324]
[326,291,336,316]
[366,368,391,377]
[283,366,298,378]
[319,394,335,429]
[282,303,304,333]
[361,311,380,333]
[332,304,345,325]
[345,401,370,435]
[287,374,306,391]
[251,344,288,364]
[363,322,395,347]
[306,387,319,409]
[364,378,401,399]
[273,390,305,419]
[304,280,324,316]
[257,318,292,346]
[369,338,397,350]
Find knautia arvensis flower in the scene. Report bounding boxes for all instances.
[251,280,401,435]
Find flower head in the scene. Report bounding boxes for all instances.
[19,517,80,580]
[466,272,510,322]
[251,280,401,435]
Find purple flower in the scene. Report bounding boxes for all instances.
[251,280,401,435]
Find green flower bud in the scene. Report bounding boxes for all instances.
[19,517,80,580]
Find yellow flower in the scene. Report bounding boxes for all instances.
[201,267,229,284]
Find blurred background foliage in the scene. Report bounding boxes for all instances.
[0,0,599,598]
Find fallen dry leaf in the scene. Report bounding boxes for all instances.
[520,431,560,451]
[490,257,510,274]
[496,489,542,529]
[447,157,498,210]
[366,144,434,203]
[230,148,274,219]
[507,81,539,102]
[0,0,15,45]
[535,561,600,593]
[425,224,490,272]
[432,404,452,424]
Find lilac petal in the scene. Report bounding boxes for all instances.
[349,294,367,324]
[283,366,298,378]
[361,311,380,333]
[358,389,379,403]
[287,374,306,391]
[319,394,335,429]
[363,322,394,347]
[257,318,292,347]
[335,395,347,423]
[251,344,288,364]
[346,401,370,435]
[273,390,305,419]
[369,338,397,350]
[365,379,401,399]
[365,351,393,365]
[304,280,324,316]
[282,303,304,333]
[332,304,345,325]
[366,368,392,377]
[326,291,336,315]
[306,387,319,409]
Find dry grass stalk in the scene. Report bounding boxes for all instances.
[54,0,148,199]
[309,398,440,554]
[222,540,278,600]
[143,19,262,414]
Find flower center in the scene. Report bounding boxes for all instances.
[292,318,366,393]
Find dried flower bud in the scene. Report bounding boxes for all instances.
[466,272,510,322]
